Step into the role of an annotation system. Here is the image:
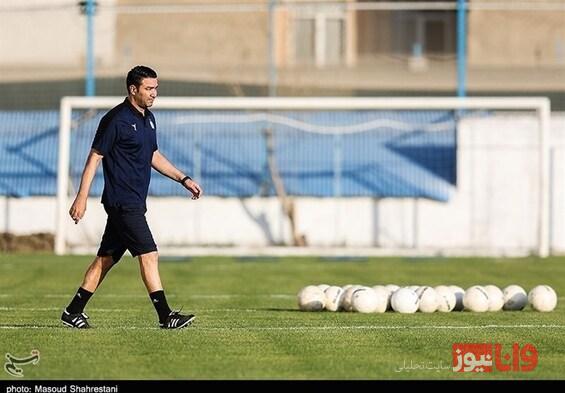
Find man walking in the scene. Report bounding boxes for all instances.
[62,65,202,329]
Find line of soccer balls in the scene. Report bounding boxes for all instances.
[297,284,557,313]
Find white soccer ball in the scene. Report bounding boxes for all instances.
[449,285,465,311]
[484,285,504,312]
[391,288,420,314]
[297,285,326,311]
[385,284,400,293]
[324,286,344,312]
[384,284,400,310]
[528,285,557,312]
[339,284,354,308]
[371,285,391,313]
[503,285,528,311]
[341,285,365,311]
[317,284,330,292]
[434,285,456,312]
[351,288,380,313]
[416,286,439,313]
[341,285,363,312]
[371,284,387,294]
[463,286,490,312]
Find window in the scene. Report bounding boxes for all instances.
[295,18,316,64]
[392,11,456,56]
[292,7,346,67]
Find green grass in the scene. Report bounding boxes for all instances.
[1,253,564,380]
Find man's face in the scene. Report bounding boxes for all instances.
[131,77,158,108]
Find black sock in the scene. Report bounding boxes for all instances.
[66,287,93,314]
[149,290,172,323]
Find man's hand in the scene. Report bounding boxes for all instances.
[68,149,102,224]
[69,197,87,224]
[182,179,202,200]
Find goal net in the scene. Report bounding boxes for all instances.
[56,97,551,257]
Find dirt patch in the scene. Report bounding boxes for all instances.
[0,233,54,252]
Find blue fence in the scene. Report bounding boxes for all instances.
[0,110,457,201]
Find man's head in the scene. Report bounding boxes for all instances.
[126,65,158,109]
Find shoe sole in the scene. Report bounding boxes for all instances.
[161,315,196,329]
[61,320,90,329]
[179,315,196,329]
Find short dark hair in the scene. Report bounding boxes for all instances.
[126,65,157,91]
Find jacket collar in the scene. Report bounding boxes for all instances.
[124,97,151,120]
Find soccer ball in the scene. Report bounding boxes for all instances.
[416,286,439,313]
[449,285,465,311]
[528,285,557,312]
[434,285,456,312]
[371,284,387,293]
[371,285,391,313]
[484,285,504,312]
[502,285,528,311]
[317,284,331,292]
[463,286,490,312]
[297,285,325,311]
[324,286,344,312]
[351,288,380,313]
[391,287,420,314]
[384,284,400,310]
[341,285,363,312]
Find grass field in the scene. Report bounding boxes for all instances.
[1,253,564,380]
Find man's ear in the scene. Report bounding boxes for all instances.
[129,85,136,95]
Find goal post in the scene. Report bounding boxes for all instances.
[56,96,551,257]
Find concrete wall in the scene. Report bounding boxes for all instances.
[468,7,565,67]
[2,0,565,92]
[2,114,565,255]
[0,0,116,68]
[115,0,269,72]
[5,1,565,70]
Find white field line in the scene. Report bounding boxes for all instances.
[0,324,564,331]
[198,324,565,331]
[0,294,295,299]
[0,307,257,312]
[2,294,564,300]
